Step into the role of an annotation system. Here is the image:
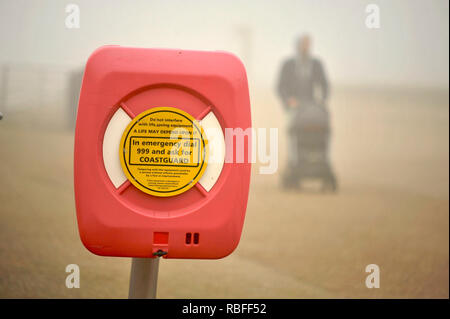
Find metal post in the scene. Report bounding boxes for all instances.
[128,257,160,299]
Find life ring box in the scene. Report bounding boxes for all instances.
[74,46,252,259]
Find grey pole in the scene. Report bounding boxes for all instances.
[128,257,160,299]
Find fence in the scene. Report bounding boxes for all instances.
[0,63,83,130]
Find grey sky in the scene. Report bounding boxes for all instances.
[0,0,448,88]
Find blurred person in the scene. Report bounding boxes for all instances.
[277,34,337,191]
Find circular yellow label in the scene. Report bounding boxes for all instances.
[119,107,208,197]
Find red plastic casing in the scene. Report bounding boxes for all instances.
[74,46,251,259]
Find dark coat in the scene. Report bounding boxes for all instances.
[277,57,329,110]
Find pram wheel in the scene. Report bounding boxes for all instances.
[321,173,338,193]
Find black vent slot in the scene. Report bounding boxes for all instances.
[185,233,192,245]
[193,233,200,245]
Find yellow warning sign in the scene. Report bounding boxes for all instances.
[119,107,208,197]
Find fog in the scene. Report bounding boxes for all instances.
[0,0,448,298]
[0,0,448,88]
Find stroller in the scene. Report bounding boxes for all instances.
[282,102,338,192]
